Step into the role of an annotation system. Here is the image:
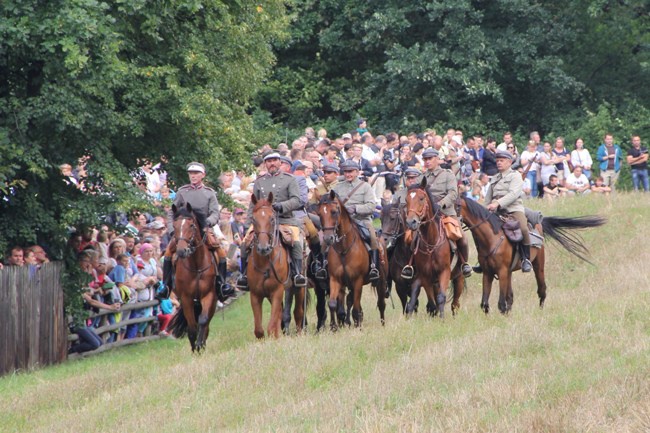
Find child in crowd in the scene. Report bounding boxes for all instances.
[591,176,612,195]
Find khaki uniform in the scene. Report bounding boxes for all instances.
[423,167,458,216]
[310,178,339,205]
[167,184,220,232]
[249,171,303,227]
[332,178,378,249]
[485,168,530,245]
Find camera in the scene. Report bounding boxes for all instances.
[382,151,394,163]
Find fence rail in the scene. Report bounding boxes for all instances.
[0,263,67,376]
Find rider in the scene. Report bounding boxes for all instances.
[389,167,421,281]
[421,148,473,278]
[279,156,326,281]
[483,150,533,272]
[162,162,235,300]
[310,162,339,280]
[236,152,307,290]
[332,159,380,282]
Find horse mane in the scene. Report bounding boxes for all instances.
[406,184,442,218]
[461,197,502,234]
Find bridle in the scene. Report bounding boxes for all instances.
[174,216,205,256]
[320,199,358,256]
[405,188,439,230]
[252,205,279,250]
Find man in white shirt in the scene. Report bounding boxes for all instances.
[565,166,591,195]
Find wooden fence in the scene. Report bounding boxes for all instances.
[0,263,67,376]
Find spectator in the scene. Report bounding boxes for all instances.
[27,245,49,266]
[544,174,568,200]
[539,142,558,193]
[356,118,368,135]
[596,133,623,190]
[591,176,612,195]
[570,138,593,179]
[626,135,649,192]
[5,246,25,266]
[552,137,571,186]
[24,249,38,266]
[481,137,498,177]
[157,292,180,336]
[565,166,591,195]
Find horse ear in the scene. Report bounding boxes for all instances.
[172,204,177,214]
[420,176,427,189]
[329,189,336,200]
[251,194,258,205]
[268,191,274,203]
[186,202,193,213]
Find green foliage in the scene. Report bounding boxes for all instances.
[0,0,287,309]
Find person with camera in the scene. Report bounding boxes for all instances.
[626,135,649,192]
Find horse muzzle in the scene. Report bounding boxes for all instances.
[324,234,336,246]
[257,244,272,256]
[177,247,191,258]
[406,218,420,231]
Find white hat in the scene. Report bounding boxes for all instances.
[186,162,206,173]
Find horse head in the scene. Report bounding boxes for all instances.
[380,198,402,249]
[317,189,345,246]
[251,191,276,256]
[404,178,431,231]
[172,203,202,259]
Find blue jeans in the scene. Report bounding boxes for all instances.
[526,171,538,198]
[632,169,649,191]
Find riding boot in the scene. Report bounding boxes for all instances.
[293,258,307,287]
[236,248,249,291]
[310,241,328,281]
[217,259,235,300]
[521,244,533,273]
[160,257,173,298]
[369,249,380,282]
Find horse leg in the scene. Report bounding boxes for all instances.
[351,279,364,328]
[294,286,306,333]
[180,295,199,352]
[424,281,437,317]
[282,286,293,335]
[315,283,327,332]
[196,291,216,352]
[436,268,451,319]
[481,272,494,314]
[533,247,547,308]
[345,290,353,327]
[268,288,284,338]
[405,279,421,316]
[450,263,464,316]
[376,278,386,326]
[250,292,265,339]
[328,278,342,332]
[496,270,511,314]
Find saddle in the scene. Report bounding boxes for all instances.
[355,222,373,250]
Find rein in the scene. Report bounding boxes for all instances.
[251,205,290,285]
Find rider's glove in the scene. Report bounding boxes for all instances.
[272,203,283,212]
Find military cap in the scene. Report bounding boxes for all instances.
[422,148,439,158]
[186,162,206,173]
[404,167,421,178]
[263,152,282,161]
[322,163,340,173]
[279,155,293,166]
[339,160,360,171]
[495,150,513,160]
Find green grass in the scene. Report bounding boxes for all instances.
[2,193,650,433]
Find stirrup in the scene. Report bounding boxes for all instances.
[293,274,307,287]
[236,276,249,291]
[521,259,532,273]
[462,263,473,278]
[472,264,483,274]
[400,265,414,280]
[219,283,236,300]
[315,268,328,281]
[369,266,380,282]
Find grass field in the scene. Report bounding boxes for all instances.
[2,193,649,433]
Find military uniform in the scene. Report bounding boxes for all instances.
[423,167,458,216]
[167,184,220,232]
[484,156,532,271]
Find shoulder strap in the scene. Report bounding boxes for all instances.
[340,181,366,206]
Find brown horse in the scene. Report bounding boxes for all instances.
[247,192,306,338]
[167,203,219,352]
[458,196,606,314]
[316,190,387,331]
[403,179,464,318]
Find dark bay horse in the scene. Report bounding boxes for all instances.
[380,199,418,314]
[247,193,307,338]
[458,196,606,314]
[316,190,387,331]
[167,203,219,352]
[403,179,465,318]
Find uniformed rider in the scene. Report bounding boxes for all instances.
[162,162,234,300]
[484,150,533,272]
[421,148,473,277]
[236,152,307,289]
[332,159,380,282]
[309,162,339,280]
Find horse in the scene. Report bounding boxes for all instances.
[380,198,419,314]
[403,179,465,318]
[167,203,220,352]
[247,192,307,338]
[316,189,387,331]
[458,196,606,314]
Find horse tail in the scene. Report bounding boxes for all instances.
[541,215,606,264]
[167,300,202,339]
